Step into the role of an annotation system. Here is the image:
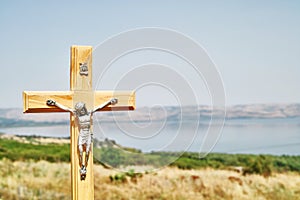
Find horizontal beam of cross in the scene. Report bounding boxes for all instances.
[23,91,135,113]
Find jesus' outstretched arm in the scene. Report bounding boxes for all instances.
[91,98,118,114]
[46,99,75,115]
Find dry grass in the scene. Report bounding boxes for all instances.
[1,159,300,200]
[96,166,300,200]
[0,159,70,200]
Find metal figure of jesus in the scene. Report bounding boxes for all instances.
[46,98,118,179]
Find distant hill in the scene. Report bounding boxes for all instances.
[0,103,300,128]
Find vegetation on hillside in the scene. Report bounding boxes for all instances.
[0,136,69,162]
[1,137,300,177]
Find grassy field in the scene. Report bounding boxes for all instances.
[1,159,300,200]
[1,135,300,199]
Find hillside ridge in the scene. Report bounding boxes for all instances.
[0,103,299,127]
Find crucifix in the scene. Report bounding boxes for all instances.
[23,46,135,200]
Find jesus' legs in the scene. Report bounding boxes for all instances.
[78,144,84,167]
[85,144,91,168]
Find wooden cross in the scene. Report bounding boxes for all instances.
[23,46,135,200]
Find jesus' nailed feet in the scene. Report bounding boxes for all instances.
[80,165,87,180]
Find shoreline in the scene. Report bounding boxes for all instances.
[1,133,300,156]
[0,133,70,145]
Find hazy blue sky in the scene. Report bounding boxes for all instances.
[1,1,300,108]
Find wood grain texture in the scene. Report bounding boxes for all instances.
[23,91,73,113]
[23,91,135,113]
[70,46,92,91]
[94,91,135,111]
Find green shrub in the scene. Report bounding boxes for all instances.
[243,155,273,177]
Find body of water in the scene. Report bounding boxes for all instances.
[1,117,299,155]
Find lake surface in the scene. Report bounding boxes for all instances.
[1,118,299,155]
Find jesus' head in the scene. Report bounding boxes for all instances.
[75,102,88,116]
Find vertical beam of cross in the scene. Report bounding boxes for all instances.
[70,46,94,199]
